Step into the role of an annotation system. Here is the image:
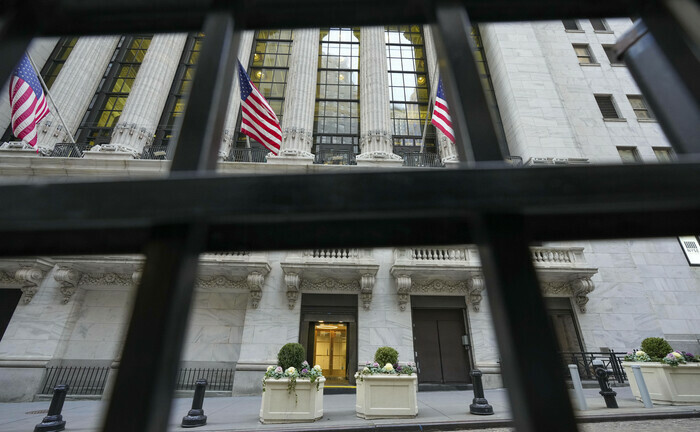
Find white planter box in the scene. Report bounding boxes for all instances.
[623,362,700,405]
[355,374,418,419]
[259,377,325,423]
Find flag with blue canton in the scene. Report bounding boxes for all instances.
[9,54,50,148]
[431,78,455,143]
[238,61,281,155]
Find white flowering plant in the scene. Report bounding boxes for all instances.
[623,350,652,362]
[662,351,687,367]
[355,361,416,381]
[263,361,324,393]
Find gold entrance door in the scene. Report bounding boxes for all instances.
[313,323,348,384]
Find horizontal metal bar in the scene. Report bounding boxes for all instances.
[2,0,641,36]
[1,162,699,231]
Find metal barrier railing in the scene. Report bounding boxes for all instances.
[560,351,627,384]
[313,150,356,165]
[141,145,169,160]
[401,152,444,167]
[40,366,110,396]
[228,147,268,163]
[174,368,234,391]
[50,143,89,158]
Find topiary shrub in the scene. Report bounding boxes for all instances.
[640,337,673,360]
[277,343,306,371]
[374,346,399,366]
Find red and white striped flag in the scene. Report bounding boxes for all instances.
[431,78,455,143]
[238,61,281,155]
[9,54,50,148]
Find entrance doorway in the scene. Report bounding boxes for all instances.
[312,322,348,384]
[0,289,21,342]
[412,308,472,385]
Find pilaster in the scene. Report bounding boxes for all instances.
[220,31,255,160]
[357,27,401,165]
[109,34,188,156]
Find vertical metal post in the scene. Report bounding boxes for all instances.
[102,12,238,432]
[432,1,506,163]
[631,365,654,408]
[476,214,579,432]
[34,384,69,432]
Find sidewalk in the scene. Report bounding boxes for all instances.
[0,387,698,432]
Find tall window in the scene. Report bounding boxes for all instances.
[627,95,655,120]
[234,29,292,150]
[313,28,360,155]
[573,44,595,64]
[1,37,78,142]
[76,36,152,147]
[153,33,203,150]
[385,25,433,154]
[595,94,621,119]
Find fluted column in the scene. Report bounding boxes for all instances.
[108,33,187,156]
[34,36,121,151]
[220,31,255,160]
[275,28,319,157]
[357,27,401,164]
[423,26,458,162]
[0,37,59,145]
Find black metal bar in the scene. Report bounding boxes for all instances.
[476,214,578,432]
[616,20,700,154]
[433,2,505,162]
[102,12,235,432]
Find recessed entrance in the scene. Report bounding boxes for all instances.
[312,322,348,384]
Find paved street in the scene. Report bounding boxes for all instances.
[468,418,700,431]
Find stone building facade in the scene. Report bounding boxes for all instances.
[0,20,698,402]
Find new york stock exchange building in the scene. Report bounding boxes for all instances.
[0,20,699,402]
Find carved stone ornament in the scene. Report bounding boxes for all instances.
[396,274,412,311]
[300,278,360,292]
[78,272,132,287]
[15,267,45,304]
[285,273,300,310]
[132,267,143,285]
[570,277,595,313]
[360,273,375,310]
[468,276,485,312]
[197,275,248,291]
[0,270,18,286]
[247,272,265,309]
[54,267,81,304]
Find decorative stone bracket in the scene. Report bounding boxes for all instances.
[247,271,265,309]
[54,267,82,304]
[394,274,484,312]
[541,277,596,313]
[15,267,46,304]
[284,273,300,310]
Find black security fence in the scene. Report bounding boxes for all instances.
[175,368,234,391]
[40,366,110,396]
[560,351,627,384]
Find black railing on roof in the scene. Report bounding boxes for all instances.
[228,147,268,163]
[50,143,85,158]
[141,145,169,160]
[401,152,444,167]
[560,351,627,384]
[40,366,110,396]
[313,149,356,165]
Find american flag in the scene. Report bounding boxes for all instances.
[9,54,50,148]
[238,61,281,155]
[431,78,455,143]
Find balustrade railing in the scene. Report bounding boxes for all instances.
[401,152,444,167]
[228,147,268,163]
[410,247,468,261]
[304,249,360,259]
[531,248,575,264]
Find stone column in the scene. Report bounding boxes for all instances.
[106,34,187,157]
[267,29,319,164]
[220,31,255,160]
[0,37,59,147]
[357,27,402,167]
[423,26,458,163]
[33,36,121,152]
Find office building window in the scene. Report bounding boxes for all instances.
[590,19,608,31]
[573,44,595,64]
[653,147,674,163]
[235,29,292,150]
[562,20,580,31]
[153,33,203,149]
[627,95,655,120]
[595,95,621,119]
[617,147,640,164]
[385,25,433,153]
[313,28,360,155]
[603,45,624,65]
[76,36,152,147]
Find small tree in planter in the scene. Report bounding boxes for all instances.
[259,343,325,424]
[355,346,418,419]
[623,337,700,405]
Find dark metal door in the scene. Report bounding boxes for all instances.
[413,309,471,384]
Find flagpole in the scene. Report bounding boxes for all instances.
[419,60,440,154]
[26,53,76,144]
